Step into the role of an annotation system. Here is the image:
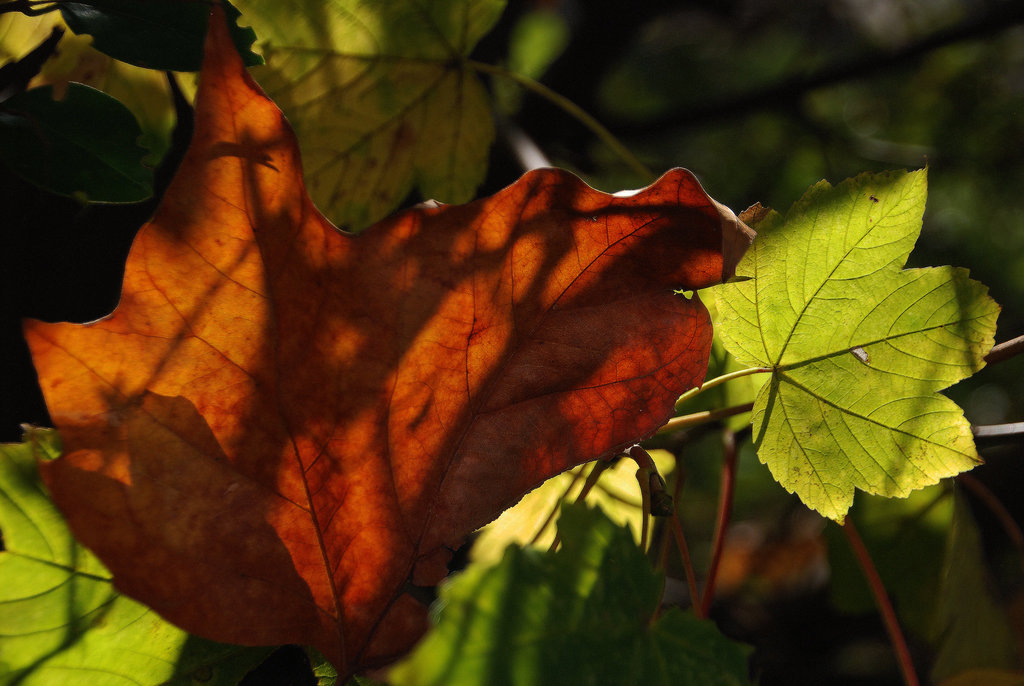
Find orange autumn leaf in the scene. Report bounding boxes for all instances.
[22,8,753,678]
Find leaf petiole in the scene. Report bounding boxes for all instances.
[674,366,772,410]
[843,520,920,686]
[467,60,654,180]
[658,402,754,434]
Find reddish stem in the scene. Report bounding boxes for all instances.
[670,515,704,619]
[957,473,1024,558]
[701,429,737,616]
[843,520,919,686]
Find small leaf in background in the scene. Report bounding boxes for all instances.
[240,0,506,230]
[389,503,752,686]
[470,449,675,565]
[716,169,999,521]
[929,491,1018,682]
[0,83,152,202]
[0,430,270,685]
[492,6,570,114]
[22,9,752,679]
[58,0,261,71]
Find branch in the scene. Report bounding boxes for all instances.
[468,60,654,179]
[984,334,1024,365]
[658,402,753,434]
[701,429,737,616]
[973,422,1024,442]
[612,3,1024,135]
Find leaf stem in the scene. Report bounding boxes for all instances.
[658,402,754,434]
[670,514,704,620]
[548,460,611,552]
[674,367,772,410]
[467,60,654,180]
[984,333,1024,365]
[843,520,920,686]
[956,473,1024,564]
[528,464,587,546]
[700,429,737,616]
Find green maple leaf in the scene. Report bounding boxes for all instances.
[389,503,752,686]
[715,169,998,521]
[236,0,505,230]
[0,430,269,685]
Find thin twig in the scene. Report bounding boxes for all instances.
[701,428,737,616]
[843,520,919,686]
[528,464,588,546]
[957,473,1024,564]
[674,367,772,410]
[972,422,1024,441]
[658,402,754,434]
[629,446,656,552]
[670,515,703,620]
[548,460,611,552]
[612,3,1024,135]
[468,60,654,180]
[984,334,1024,365]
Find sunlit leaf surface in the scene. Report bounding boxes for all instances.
[716,170,998,521]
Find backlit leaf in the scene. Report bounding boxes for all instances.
[0,429,269,685]
[22,9,753,679]
[390,503,753,686]
[470,449,675,565]
[716,170,998,521]
[239,0,505,229]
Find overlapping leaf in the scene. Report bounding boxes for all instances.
[58,0,260,71]
[0,429,269,685]
[238,0,504,230]
[470,449,675,564]
[390,504,753,686]
[716,170,998,521]
[22,10,752,679]
[0,84,152,201]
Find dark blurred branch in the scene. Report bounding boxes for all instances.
[615,3,1024,134]
[957,473,1024,558]
[0,1,59,16]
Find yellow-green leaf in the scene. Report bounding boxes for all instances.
[237,0,505,230]
[470,450,675,565]
[716,170,998,521]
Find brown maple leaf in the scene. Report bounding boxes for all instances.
[22,8,753,678]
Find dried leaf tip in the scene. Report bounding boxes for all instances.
[718,201,756,282]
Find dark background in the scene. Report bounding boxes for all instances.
[3,1,1024,684]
